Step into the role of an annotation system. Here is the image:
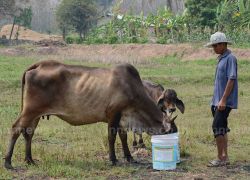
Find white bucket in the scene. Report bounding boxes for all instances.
[151,134,179,170]
[160,133,180,163]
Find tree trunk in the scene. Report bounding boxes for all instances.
[142,0,145,15]
[15,25,20,40]
[62,27,66,41]
[9,16,16,40]
[166,0,172,10]
[79,32,83,41]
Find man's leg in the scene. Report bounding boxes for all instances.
[216,134,228,160]
[211,106,231,163]
[215,135,224,160]
[223,134,228,161]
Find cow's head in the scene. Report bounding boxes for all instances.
[146,111,178,135]
[157,89,185,115]
[120,107,178,135]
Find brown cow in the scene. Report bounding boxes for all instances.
[132,80,185,148]
[4,60,174,169]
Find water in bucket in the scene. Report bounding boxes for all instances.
[151,133,179,170]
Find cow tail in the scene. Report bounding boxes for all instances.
[21,63,41,112]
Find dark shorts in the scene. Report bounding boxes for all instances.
[211,106,232,138]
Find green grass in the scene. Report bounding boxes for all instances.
[0,55,250,179]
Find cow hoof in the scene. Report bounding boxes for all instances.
[126,156,137,164]
[4,162,14,170]
[132,141,137,147]
[138,143,146,148]
[25,158,37,166]
[132,146,138,151]
[111,159,118,166]
[109,158,118,166]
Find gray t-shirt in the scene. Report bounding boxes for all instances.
[211,49,238,109]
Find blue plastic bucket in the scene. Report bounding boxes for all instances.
[151,134,178,170]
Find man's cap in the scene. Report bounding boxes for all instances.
[205,32,232,47]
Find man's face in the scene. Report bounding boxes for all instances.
[212,43,227,54]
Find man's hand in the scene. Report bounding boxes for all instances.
[217,99,226,111]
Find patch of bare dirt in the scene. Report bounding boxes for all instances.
[1,25,250,62]
[0,25,250,64]
[1,43,250,64]
[0,25,250,62]
[0,24,63,42]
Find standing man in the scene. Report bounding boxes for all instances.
[205,32,238,167]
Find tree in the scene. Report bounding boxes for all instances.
[185,0,221,29]
[0,0,15,17]
[0,0,32,40]
[15,7,32,28]
[0,0,30,17]
[56,0,97,40]
[12,7,32,40]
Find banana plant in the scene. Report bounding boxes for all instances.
[217,0,250,30]
[237,0,250,28]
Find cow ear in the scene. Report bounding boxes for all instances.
[176,98,185,114]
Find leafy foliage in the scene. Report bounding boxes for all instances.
[217,0,250,30]
[84,8,188,44]
[185,0,221,28]
[61,0,250,46]
[15,7,32,28]
[85,13,149,44]
[56,0,98,40]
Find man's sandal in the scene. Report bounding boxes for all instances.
[207,159,230,167]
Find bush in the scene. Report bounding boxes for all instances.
[56,0,97,40]
[107,35,118,44]
[65,36,74,44]
[156,37,167,44]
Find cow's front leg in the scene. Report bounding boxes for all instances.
[138,134,146,148]
[132,133,138,148]
[108,125,117,165]
[118,129,134,163]
[108,113,121,165]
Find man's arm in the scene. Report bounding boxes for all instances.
[217,79,235,111]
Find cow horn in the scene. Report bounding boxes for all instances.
[171,115,178,122]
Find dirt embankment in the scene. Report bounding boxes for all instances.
[0,24,62,42]
[1,43,250,64]
[1,24,250,62]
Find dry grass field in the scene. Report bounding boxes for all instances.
[0,44,250,179]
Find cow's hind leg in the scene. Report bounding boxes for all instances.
[22,118,39,165]
[118,129,135,163]
[4,116,24,169]
[4,114,38,169]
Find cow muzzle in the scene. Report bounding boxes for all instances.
[162,112,178,133]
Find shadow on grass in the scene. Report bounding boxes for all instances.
[243,164,250,172]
